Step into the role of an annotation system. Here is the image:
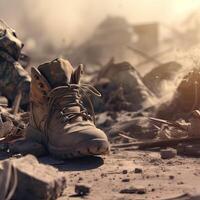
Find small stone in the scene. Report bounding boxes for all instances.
[75,184,91,196]
[134,168,143,173]
[78,177,83,181]
[160,148,177,159]
[122,170,128,174]
[122,178,130,182]
[177,181,184,185]
[120,186,146,194]
[169,175,174,180]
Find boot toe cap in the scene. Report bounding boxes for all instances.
[48,127,110,159]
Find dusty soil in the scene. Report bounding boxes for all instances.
[36,149,200,200]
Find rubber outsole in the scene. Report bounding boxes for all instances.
[48,138,110,159]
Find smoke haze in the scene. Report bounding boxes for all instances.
[1,0,200,49]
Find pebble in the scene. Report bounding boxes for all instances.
[75,184,91,196]
[122,178,130,182]
[122,169,128,174]
[134,168,143,173]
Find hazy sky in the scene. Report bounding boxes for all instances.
[1,0,200,48]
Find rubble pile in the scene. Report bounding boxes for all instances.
[93,60,157,112]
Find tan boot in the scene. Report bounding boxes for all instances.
[26,58,110,159]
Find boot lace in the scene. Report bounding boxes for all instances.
[44,83,101,135]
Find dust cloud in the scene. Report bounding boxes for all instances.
[0,0,200,51]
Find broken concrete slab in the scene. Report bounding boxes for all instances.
[3,154,67,200]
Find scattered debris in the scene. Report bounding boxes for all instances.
[111,137,200,150]
[0,20,31,110]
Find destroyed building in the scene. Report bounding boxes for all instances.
[67,16,135,66]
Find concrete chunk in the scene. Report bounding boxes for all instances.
[4,154,67,200]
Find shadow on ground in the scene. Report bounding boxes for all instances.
[39,155,104,171]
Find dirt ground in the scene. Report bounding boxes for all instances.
[35,149,200,200]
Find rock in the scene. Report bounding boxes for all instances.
[6,154,67,200]
[122,178,130,182]
[120,186,146,194]
[160,148,177,159]
[134,168,143,173]
[122,169,128,174]
[75,184,91,196]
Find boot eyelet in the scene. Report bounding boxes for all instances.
[39,83,44,88]
[42,91,47,96]
[34,75,39,80]
[64,116,69,122]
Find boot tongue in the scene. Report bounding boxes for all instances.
[38,58,74,88]
[38,58,84,122]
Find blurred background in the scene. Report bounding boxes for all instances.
[1,0,200,74]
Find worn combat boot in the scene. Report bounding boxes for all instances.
[26,58,110,159]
